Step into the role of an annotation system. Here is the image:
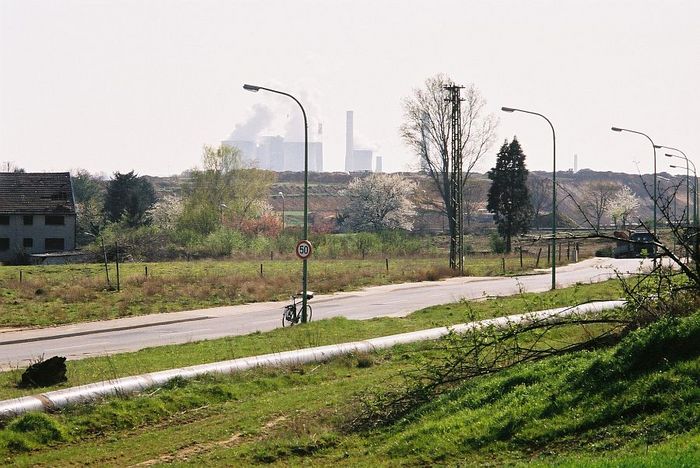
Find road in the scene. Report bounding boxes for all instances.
[0,257,650,369]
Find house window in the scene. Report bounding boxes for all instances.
[23,215,33,225]
[23,238,33,248]
[45,215,65,226]
[0,238,9,251]
[44,238,65,251]
[0,216,9,225]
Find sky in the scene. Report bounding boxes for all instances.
[1,0,698,177]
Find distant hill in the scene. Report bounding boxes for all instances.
[144,169,688,232]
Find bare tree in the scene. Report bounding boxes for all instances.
[582,181,620,231]
[527,175,552,230]
[401,74,496,254]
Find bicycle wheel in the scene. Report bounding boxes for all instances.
[282,306,296,327]
[303,304,312,323]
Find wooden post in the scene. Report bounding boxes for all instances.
[19,270,22,283]
[558,243,562,262]
[501,257,506,275]
[145,266,148,278]
[547,245,550,266]
[260,264,264,278]
[114,242,121,292]
[385,258,389,273]
[567,241,571,260]
[519,248,523,268]
[270,251,273,261]
[535,248,542,268]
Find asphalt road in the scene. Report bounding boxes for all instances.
[0,257,651,369]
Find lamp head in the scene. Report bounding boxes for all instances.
[670,164,680,169]
[243,84,260,92]
[665,154,675,158]
[501,107,515,113]
[278,191,284,197]
[611,127,623,132]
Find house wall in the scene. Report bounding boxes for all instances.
[0,214,76,263]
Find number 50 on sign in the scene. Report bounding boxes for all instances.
[295,240,313,260]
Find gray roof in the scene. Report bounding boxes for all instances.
[0,172,75,215]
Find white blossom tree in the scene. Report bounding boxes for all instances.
[607,185,640,229]
[342,174,417,232]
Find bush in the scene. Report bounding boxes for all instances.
[489,233,506,254]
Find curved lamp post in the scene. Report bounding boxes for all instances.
[611,127,658,236]
[502,107,557,290]
[244,83,310,323]
[662,147,696,227]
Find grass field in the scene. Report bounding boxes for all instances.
[0,253,572,328]
[0,282,697,466]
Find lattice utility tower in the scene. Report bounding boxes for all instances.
[444,84,464,273]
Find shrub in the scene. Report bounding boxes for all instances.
[489,233,506,254]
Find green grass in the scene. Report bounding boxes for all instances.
[0,254,572,327]
[0,294,697,466]
[0,280,622,401]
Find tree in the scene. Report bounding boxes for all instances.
[527,175,552,230]
[607,185,640,229]
[401,74,496,261]
[104,171,157,227]
[581,181,620,231]
[179,144,275,235]
[341,173,417,232]
[71,169,107,239]
[487,138,534,252]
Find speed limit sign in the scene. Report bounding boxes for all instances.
[295,240,313,260]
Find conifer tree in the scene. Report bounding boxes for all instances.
[487,138,534,252]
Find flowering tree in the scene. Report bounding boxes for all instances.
[607,185,640,229]
[342,174,417,232]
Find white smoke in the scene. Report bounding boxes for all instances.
[226,104,273,141]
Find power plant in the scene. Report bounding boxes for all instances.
[344,111,376,172]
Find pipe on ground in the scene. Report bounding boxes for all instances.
[0,300,625,419]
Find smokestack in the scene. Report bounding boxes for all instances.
[345,111,354,172]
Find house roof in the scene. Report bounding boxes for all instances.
[0,172,76,215]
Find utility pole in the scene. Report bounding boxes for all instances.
[445,84,464,273]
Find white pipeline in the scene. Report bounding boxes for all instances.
[0,300,625,419]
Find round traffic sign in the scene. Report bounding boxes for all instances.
[295,240,313,259]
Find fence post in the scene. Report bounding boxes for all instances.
[558,243,562,262]
[535,248,542,268]
[114,242,121,292]
[385,258,389,273]
[19,270,22,283]
[145,266,148,278]
[501,257,506,275]
[519,248,523,268]
[260,264,264,278]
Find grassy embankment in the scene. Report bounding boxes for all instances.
[0,254,565,328]
[7,280,697,467]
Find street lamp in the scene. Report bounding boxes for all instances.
[244,83,310,323]
[662,147,696,227]
[502,106,557,290]
[278,191,285,231]
[611,127,658,236]
[219,203,227,225]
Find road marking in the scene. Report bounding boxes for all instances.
[49,341,109,352]
[162,329,212,337]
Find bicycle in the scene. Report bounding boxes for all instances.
[282,291,314,327]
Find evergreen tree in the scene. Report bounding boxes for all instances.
[105,171,157,227]
[487,138,534,252]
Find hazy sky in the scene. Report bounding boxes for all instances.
[1,0,698,177]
